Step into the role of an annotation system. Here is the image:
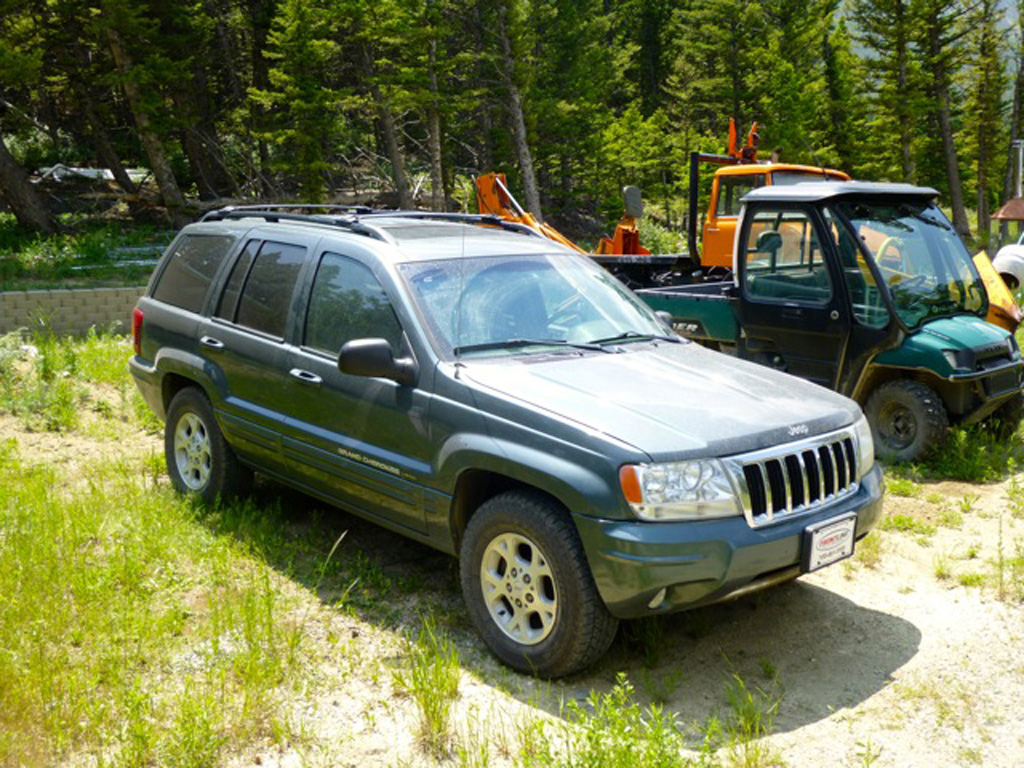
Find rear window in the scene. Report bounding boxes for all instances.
[152,234,235,313]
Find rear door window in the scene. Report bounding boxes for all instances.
[152,234,235,313]
[233,241,306,338]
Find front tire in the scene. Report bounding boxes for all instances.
[460,490,618,678]
[866,380,948,462]
[164,387,252,503]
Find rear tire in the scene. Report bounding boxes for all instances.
[460,490,618,678]
[865,380,948,463]
[164,387,252,503]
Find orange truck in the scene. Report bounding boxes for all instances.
[686,121,849,269]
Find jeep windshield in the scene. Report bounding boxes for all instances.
[399,253,674,358]
[834,199,986,330]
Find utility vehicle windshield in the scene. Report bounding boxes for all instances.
[399,253,673,358]
[834,200,985,330]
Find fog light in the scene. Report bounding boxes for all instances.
[647,588,667,610]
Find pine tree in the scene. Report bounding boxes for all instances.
[251,0,340,201]
[850,0,921,182]
[913,0,973,238]
[962,0,1005,248]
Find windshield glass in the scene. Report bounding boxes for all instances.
[398,253,670,358]
[834,200,985,329]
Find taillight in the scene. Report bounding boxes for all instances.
[132,307,143,356]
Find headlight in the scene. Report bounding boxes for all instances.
[619,459,742,521]
[853,414,875,478]
[942,350,963,371]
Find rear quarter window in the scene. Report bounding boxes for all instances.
[152,234,235,313]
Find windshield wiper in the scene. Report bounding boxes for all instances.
[589,331,683,345]
[453,338,613,355]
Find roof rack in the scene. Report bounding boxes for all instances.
[198,206,547,243]
[200,206,388,240]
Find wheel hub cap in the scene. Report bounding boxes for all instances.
[480,532,557,646]
[174,413,212,491]
[881,404,916,449]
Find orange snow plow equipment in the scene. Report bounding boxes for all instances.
[474,172,649,256]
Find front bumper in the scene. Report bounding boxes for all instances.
[574,464,884,619]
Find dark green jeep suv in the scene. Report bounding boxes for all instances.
[131,206,883,677]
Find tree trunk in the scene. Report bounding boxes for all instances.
[935,83,970,239]
[80,98,137,195]
[426,32,445,212]
[496,1,542,219]
[105,27,189,225]
[0,134,56,234]
[371,82,414,209]
[924,20,970,240]
[362,44,413,209]
[248,0,276,197]
[1002,45,1024,245]
[896,23,915,183]
[472,3,495,172]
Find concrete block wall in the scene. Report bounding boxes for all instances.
[0,286,147,337]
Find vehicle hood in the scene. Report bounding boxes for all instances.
[460,342,861,460]
[875,315,1013,377]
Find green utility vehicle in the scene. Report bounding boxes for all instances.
[639,181,1024,462]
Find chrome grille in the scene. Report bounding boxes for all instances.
[730,429,859,527]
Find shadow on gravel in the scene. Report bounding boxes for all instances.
[584,579,921,734]
[213,479,920,735]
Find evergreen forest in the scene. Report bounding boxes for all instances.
[1,0,1022,249]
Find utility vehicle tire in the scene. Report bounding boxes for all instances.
[460,490,618,678]
[866,380,948,463]
[987,394,1024,440]
[165,388,252,503]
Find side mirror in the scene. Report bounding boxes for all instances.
[338,338,418,386]
[623,185,644,220]
[655,310,673,328]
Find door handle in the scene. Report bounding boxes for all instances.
[289,368,323,386]
[781,307,805,320]
[200,336,225,349]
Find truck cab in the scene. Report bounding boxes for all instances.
[702,163,850,270]
[644,181,1024,461]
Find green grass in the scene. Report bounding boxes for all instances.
[561,674,696,767]
[0,212,168,290]
[886,475,921,497]
[917,426,1024,483]
[877,514,937,537]
[854,531,883,568]
[0,328,162,434]
[0,439,308,764]
[392,617,462,758]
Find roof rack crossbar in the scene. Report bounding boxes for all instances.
[360,211,546,237]
[217,203,378,215]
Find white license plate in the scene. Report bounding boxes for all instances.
[803,514,857,572]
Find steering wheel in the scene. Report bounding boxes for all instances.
[876,236,905,269]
